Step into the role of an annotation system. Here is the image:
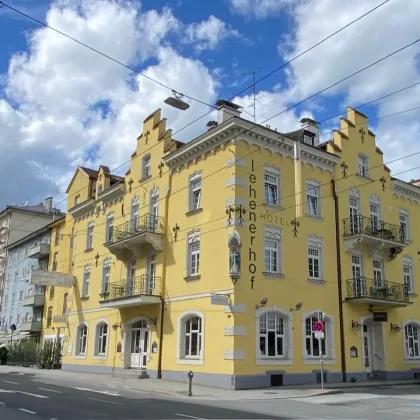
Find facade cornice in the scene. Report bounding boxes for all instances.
[68,198,95,218]
[163,118,338,173]
[98,183,126,204]
[392,179,420,204]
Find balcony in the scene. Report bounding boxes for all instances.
[105,214,165,258]
[345,277,410,307]
[27,243,50,259]
[23,292,45,307]
[343,216,406,254]
[100,275,161,309]
[20,320,42,332]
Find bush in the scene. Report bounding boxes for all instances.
[0,347,8,365]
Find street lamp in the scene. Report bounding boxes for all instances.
[9,324,16,345]
[164,91,190,110]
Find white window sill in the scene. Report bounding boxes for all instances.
[306,214,323,221]
[404,358,420,364]
[256,358,293,366]
[263,272,285,280]
[303,358,336,365]
[186,208,203,216]
[176,358,204,366]
[264,203,283,210]
[74,355,87,360]
[93,355,108,360]
[184,274,201,282]
[307,278,326,285]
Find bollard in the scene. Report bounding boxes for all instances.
[187,370,194,396]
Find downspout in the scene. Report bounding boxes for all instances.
[332,180,347,382]
[157,166,172,379]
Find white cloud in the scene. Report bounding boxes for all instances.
[279,0,420,179]
[0,0,219,208]
[183,15,241,52]
[229,0,291,19]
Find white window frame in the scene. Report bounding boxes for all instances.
[302,311,335,363]
[76,324,88,356]
[86,222,94,250]
[142,155,151,178]
[303,135,313,145]
[358,154,368,177]
[264,237,279,273]
[308,236,323,281]
[263,226,282,274]
[404,322,420,360]
[188,172,202,212]
[19,291,23,303]
[102,259,111,295]
[187,230,200,277]
[403,257,414,294]
[306,180,321,217]
[177,311,205,365]
[94,321,109,357]
[399,210,410,242]
[264,166,280,207]
[82,265,91,298]
[105,214,114,243]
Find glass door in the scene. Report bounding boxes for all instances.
[369,204,380,232]
[352,255,364,297]
[349,197,359,234]
[373,259,384,288]
[126,260,136,296]
[131,202,139,232]
[140,330,150,368]
[147,254,156,295]
[363,324,373,373]
[130,329,141,368]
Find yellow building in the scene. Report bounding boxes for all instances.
[42,101,420,388]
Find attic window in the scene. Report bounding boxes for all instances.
[97,185,103,194]
[303,135,313,146]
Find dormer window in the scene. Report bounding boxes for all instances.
[97,185,103,195]
[303,135,313,146]
[142,155,151,179]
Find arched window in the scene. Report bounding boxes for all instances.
[142,155,151,179]
[177,313,204,363]
[405,323,420,359]
[76,324,88,355]
[94,322,109,356]
[259,312,286,357]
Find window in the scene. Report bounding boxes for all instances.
[105,215,114,243]
[14,271,18,283]
[142,155,151,179]
[403,257,413,294]
[82,265,91,298]
[184,316,202,358]
[62,293,68,315]
[308,237,322,281]
[102,260,111,295]
[19,291,23,303]
[76,324,88,355]
[4,295,8,308]
[95,323,108,356]
[259,312,286,357]
[369,203,380,231]
[305,315,326,357]
[399,211,410,241]
[264,167,280,206]
[187,231,200,277]
[405,324,420,359]
[189,173,202,211]
[49,286,55,300]
[264,238,279,273]
[52,252,58,271]
[46,307,52,327]
[11,293,15,307]
[16,314,20,325]
[97,185,103,195]
[74,195,80,206]
[22,267,26,277]
[306,181,320,217]
[86,222,94,250]
[358,155,368,177]
[55,227,60,246]
[303,135,313,145]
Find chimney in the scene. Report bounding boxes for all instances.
[300,118,320,146]
[410,179,420,187]
[216,100,242,125]
[45,197,53,213]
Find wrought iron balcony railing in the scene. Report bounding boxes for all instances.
[346,277,409,303]
[343,215,405,244]
[101,275,161,301]
[107,214,164,244]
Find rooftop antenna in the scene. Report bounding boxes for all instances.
[242,69,260,123]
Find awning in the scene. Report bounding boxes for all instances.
[0,332,31,344]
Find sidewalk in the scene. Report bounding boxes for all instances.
[0,365,341,400]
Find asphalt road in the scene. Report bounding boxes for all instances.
[0,372,289,420]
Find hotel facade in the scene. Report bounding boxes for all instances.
[40,102,420,388]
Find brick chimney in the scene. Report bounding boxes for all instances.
[45,197,53,212]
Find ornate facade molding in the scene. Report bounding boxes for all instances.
[224,350,246,360]
[392,179,420,205]
[224,326,247,336]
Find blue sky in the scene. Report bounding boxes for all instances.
[0,0,419,209]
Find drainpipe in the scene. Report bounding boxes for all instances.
[332,180,347,383]
[157,167,172,379]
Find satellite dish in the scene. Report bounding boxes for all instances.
[164,90,190,111]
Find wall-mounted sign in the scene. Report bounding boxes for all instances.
[373,312,388,322]
[152,342,158,354]
[248,159,257,290]
[52,315,67,324]
[314,331,324,339]
[210,295,229,305]
[116,342,122,353]
[30,270,75,287]
[350,346,358,358]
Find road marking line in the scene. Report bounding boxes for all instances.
[2,380,19,385]
[74,387,120,396]
[0,389,14,393]
[39,388,62,394]
[0,402,5,405]
[17,391,49,399]
[19,408,37,414]
[174,414,205,419]
[88,397,122,405]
